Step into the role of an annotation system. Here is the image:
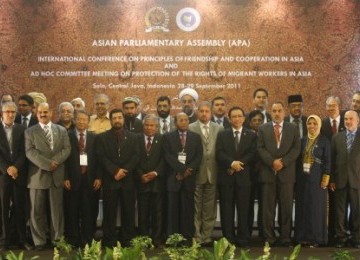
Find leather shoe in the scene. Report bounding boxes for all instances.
[34,244,46,251]
[22,242,33,251]
[280,241,293,247]
[335,242,345,248]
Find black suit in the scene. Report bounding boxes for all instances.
[257,121,301,244]
[331,128,360,244]
[124,117,143,133]
[136,133,165,244]
[0,123,28,246]
[320,112,346,243]
[96,129,139,246]
[64,130,100,246]
[163,130,202,239]
[211,116,231,129]
[216,128,257,244]
[284,115,308,139]
[15,114,38,128]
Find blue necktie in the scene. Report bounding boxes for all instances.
[346,132,355,152]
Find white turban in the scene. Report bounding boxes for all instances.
[179,88,199,102]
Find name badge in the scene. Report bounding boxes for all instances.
[80,153,88,166]
[303,163,311,174]
[178,152,186,164]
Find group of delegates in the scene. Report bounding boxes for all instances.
[0,88,360,252]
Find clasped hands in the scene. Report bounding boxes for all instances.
[176,168,192,180]
[227,161,244,175]
[141,171,157,183]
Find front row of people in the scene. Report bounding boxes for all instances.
[1,101,360,251]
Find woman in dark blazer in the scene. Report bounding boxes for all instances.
[294,115,330,247]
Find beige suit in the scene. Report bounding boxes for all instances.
[189,121,223,244]
[25,123,71,246]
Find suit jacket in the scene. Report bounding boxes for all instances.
[216,128,257,187]
[257,121,301,183]
[136,133,165,192]
[284,115,308,138]
[65,130,99,190]
[320,111,346,142]
[124,117,143,133]
[163,130,203,192]
[25,123,71,189]
[96,129,139,190]
[331,128,360,189]
[189,121,223,185]
[211,116,231,129]
[15,114,38,128]
[0,123,27,186]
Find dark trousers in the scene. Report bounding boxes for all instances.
[335,187,360,243]
[0,179,27,246]
[219,184,251,243]
[261,182,294,244]
[167,189,195,240]
[137,191,164,243]
[102,188,136,247]
[64,176,99,246]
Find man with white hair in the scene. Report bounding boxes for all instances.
[179,88,199,124]
[71,98,85,111]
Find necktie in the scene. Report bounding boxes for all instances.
[22,117,28,127]
[234,130,240,151]
[162,119,168,133]
[180,132,186,148]
[146,136,152,152]
[347,132,355,152]
[274,124,281,146]
[203,125,209,141]
[332,119,337,135]
[79,132,85,153]
[44,125,53,149]
[216,118,222,125]
[293,118,301,137]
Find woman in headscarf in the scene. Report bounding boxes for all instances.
[294,115,330,247]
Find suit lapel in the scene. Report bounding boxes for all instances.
[349,130,360,156]
[0,125,11,155]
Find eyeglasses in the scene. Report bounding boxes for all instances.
[2,111,16,114]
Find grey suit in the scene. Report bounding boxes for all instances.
[189,121,223,244]
[25,123,71,246]
[257,121,300,244]
[158,116,176,135]
[331,128,360,244]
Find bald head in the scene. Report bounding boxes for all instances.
[344,110,359,132]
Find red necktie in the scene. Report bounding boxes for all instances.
[146,136,152,152]
[180,132,186,148]
[274,124,281,145]
[331,119,337,135]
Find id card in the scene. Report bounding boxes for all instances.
[303,163,311,173]
[80,153,88,166]
[178,152,187,164]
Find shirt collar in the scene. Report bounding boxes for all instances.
[2,121,14,128]
[232,127,242,135]
[272,121,284,127]
[39,122,52,129]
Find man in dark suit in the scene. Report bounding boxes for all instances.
[320,96,346,244]
[64,110,101,247]
[25,102,71,250]
[216,106,257,247]
[321,96,346,141]
[136,114,165,247]
[122,97,143,133]
[0,102,30,250]
[96,108,139,247]
[330,110,360,248]
[351,91,360,116]
[211,96,231,129]
[15,94,38,128]
[156,96,176,134]
[163,112,203,243]
[284,95,307,139]
[257,102,300,247]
